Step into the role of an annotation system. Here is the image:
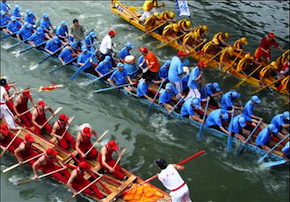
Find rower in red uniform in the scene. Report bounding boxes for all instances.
[0,124,22,153]
[14,134,38,166]
[51,114,76,150]
[67,161,105,199]
[31,100,54,135]
[32,148,70,183]
[13,89,36,128]
[98,140,127,180]
[76,127,98,161]
[254,32,285,63]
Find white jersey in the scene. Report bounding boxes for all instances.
[158,164,185,190]
[0,86,16,129]
[100,34,112,54]
[1,86,6,104]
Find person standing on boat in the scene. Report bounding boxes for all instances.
[98,140,127,180]
[32,148,70,183]
[1,0,10,15]
[24,9,36,25]
[228,115,251,144]
[282,140,289,162]
[108,62,133,91]
[154,158,192,202]
[69,19,87,48]
[233,37,248,52]
[139,0,165,23]
[119,43,134,63]
[255,124,280,153]
[0,79,16,129]
[31,100,54,135]
[95,55,113,77]
[51,113,76,150]
[4,16,21,35]
[14,134,38,166]
[0,10,10,27]
[205,109,230,134]
[11,5,22,20]
[212,32,230,47]
[59,42,78,65]
[137,77,154,102]
[76,127,99,161]
[40,13,54,37]
[220,91,243,111]
[28,27,49,46]
[139,46,160,80]
[168,50,187,95]
[99,29,117,66]
[254,32,285,64]
[185,61,207,100]
[180,97,208,123]
[0,124,22,154]
[243,95,262,125]
[44,36,62,55]
[67,161,105,199]
[158,83,182,113]
[13,89,36,128]
[270,111,289,136]
[55,21,69,42]
[16,22,34,42]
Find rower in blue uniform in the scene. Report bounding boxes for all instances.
[200,82,222,108]
[137,77,154,102]
[158,60,171,81]
[85,31,98,51]
[59,42,77,65]
[40,13,54,37]
[270,111,289,136]
[180,97,208,123]
[77,45,97,74]
[5,16,21,34]
[221,91,243,110]
[108,62,133,91]
[1,10,10,27]
[16,22,34,41]
[95,56,113,77]
[119,43,134,63]
[255,124,279,153]
[282,140,289,162]
[44,36,61,55]
[1,0,10,14]
[205,109,230,135]
[24,9,36,25]
[158,83,180,113]
[28,27,48,46]
[12,5,22,20]
[243,95,262,125]
[228,115,250,144]
[56,21,68,42]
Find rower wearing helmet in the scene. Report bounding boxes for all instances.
[180,97,208,123]
[44,36,62,55]
[119,43,134,63]
[233,37,248,52]
[55,21,69,42]
[182,31,197,54]
[219,46,235,68]
[158,83,182,113]
[85,31,98,51]
[159,11,176,23]
[144,12,161,33]
[200,82,222,108]
[24,9,36,25]
[201,38,220,55]
[16,22,34,42]
[212,31,230,47]
[40,13,54,37]
[192,25,208,44]
[58,42,78,65]
[11,5,22,20]
[235,53,253,74]
[5,16,21,35]
[259,61,283,86]
[177,19,192,34]
[28,27,49,46]
[162,23,179,42]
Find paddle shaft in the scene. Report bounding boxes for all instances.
[85,67,117,86]
[221,52,243,78]
[94,83,131,93]
[84,130,109,156]
[112,148,126,170]
[198,98,210,140]
[7,38,29,49]
[0,33,13,40]
[156,33,186,49]
[139,22,167,39]
[50,57,77,74]
[206,49,223,64]
[188,41,205,54]
[39,44,66,64]
[252,77,284,94]
[18,107,35,117]
[260,160,287,168]
[60,116,75,139]
[41,107,63,128]
[20,41,47,54]
[168,97,184,115]
[0,130,21,158]
[227,108,235,152]
[235,64,262,88]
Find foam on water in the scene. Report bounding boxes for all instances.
[29,64,39,71]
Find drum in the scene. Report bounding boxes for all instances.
[124,55,135,64]
[124,55,138,78]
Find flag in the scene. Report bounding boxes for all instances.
[176,0,191,17]
[39,84,64,92]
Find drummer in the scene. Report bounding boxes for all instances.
[119,43,134,63]
[124,55,138,79]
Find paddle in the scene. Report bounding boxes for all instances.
[0,130,21,158]
[127,6,143,10]
[0,33,14,40]
[84,130,109,156]
[84,67,118,86]
[6,38,29,50]
[220,52,243,79]
[93,83,132,93]
[251,77,284,94]
[19,41,47,54]
[120,150,205,196]
[137,22,167,40]
[205,49,223,64]
[168,97,184,115]
[16,107,35,118]
[112,147,127,170]
[49,57,77,74]
[237,120,262,155]
[187,41,205,55]
[59,116,75,139]
[155,33,186,49]
[260,160,287,169]
[197,98,210,140]
[2,152,44,173]
[258,134,289,163]
[146,78,167,116]
[41,107,63,129]
[17,167,66,186]
[38,44,66,65]
[234,65,262,88]
[227,108,235,152]
[70,53,96,80]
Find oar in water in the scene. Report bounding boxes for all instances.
[227,108,235,152]
[112,147,127,170]
[84,67,117,86]
[168,97,184,116]
[234,64,262,88]
[6,38,29,50]
[19,41,47,54]
[40,107,63,129]
[17,167,66,186]
[49,57,77,74]
[70,53,96,80]
[197,98,210,140]
[258,134,289,163]
[220,52,243,79]
[84,130,109,156]
[237,120,262,155]
[260,160,287,169]
[38,44,66,65]
[155,33,186,49]
[120,150,205,196]
[0,130,21,158]
[2,152,44,173]
[0,33,14,40]
[136,22,167,40]
[146,78,167,116]
[252,77,284,94]
[93,83,131,93]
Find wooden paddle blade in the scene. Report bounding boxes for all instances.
[226,135,233,152]
[2,163,20,173]
[17,178,35,186]
[54,107,63,114]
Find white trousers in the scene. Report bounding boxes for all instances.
[0,104,16,129]
[170,184,192,202]
[140,11,151,21]
[185,88,201,101]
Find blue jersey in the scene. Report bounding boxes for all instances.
[45,39,60,52]
[77,51,93,69]
[59,47,74,63]
[201,83,215,99]
[109,69,128,86]
[282,142,289,156]
[1,2,9,12]
[96,60,112,75]
[159,65,169,79]
[228,114,243,134]
[158,87,178,104]
[24,14,36,25]
[119,47,130,60]
[187,66,201,89]
[17,26,34,40]
[180,98,195,117]
[255,128,271,146]
[12,9,21,18]
[7,20,21,33]
[270,114,289,130]
[85,36,94,46]
[205,109,224,127]
[243,100,254,121]
[137,79,149,97]
[221,91,234,110]
[56,25,68,36]
[41,18,51,30]
[181,75,189,91]
[168,56,183,82]
[0,14,10,26]
[28,32,45,45]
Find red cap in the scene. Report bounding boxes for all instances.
[25,134,35,142]
[82,127,92,137]
[22,89,31,98]
[197,61,207,68]
[79,161,91,170]
[108,140,119,150]
[108,30,116,36]
[139,46,148,53]
[177,50,187,57]
[38,100,46,107]
[0,124,9,135]
[46,148,57,156]
[268,32,275,39]
[59,113,69,122]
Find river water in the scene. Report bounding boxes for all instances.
[0,1,289,202]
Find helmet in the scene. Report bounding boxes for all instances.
[169,12,175,18]
[224,32,229,39]
[139,46,148,53]
[53,36,60,44]
[241,37,248,44]
[153,12,159,16]
[154,159,167,169]
[213,82,220,91]
[227,47,234,54]
[270,61,278,69]
[213,38,219,45]
[81,45,87,52]
[203,25,208,32]
[186,21,191,28]
[43,13,49,18]
[36,27,43,34]
[192,98,201,109]
[245,54,251,59]
[268,32,275,39]
[125,42,134,49]
[238,116,247,127]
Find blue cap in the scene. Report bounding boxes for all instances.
[251,95,261,104]
[26,9,32,15]
[53,36,60,43]
[232,91,240,99]
[43,13,49,18]
[192,98,201,109]
[60,21,67,26]
[104,56,111,62]
[165,60,171,66]
[11,16,16,21]
[24,22,30,28]
[117,62,124,68]
[283,111,289,120]
[165,83,172,90]
[222,113,229,121]
[81,45,87,52]
[69,42,76,49]
[36,27,43,34]
[238,116,246,127]
[90,31,97,38]
[15,5,21,10]
[268,124,278,134]
[125,43,134,49]
[0,10,5,15]
[213,82,220,92]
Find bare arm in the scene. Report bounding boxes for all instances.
[67,169,78,195]
[32,155,45,179]
[14,143,25,163]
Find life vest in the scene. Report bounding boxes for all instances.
[236,58,248,72]
[201,41,213,53]
[183,32,195,44]
[192,26,205,39]
[177,19,189,31]
[213,32,225,42]
[159,11,170,21]
[233,39,243,50]
[259,65,271,77]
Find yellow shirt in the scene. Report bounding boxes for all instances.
[219,49,230,64]
[236,58,248,72]
[159,11,170,21]
[143,1,157,12]
[213,32,225,42]
[162,24,178,36]
[183,32,195,45]
[201,41,213,53]
[259,65,271,77]
[192,26,205,40]
[233,39,243,50]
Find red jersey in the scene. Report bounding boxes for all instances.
[260,37,278,50]
[16,95,29,113]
